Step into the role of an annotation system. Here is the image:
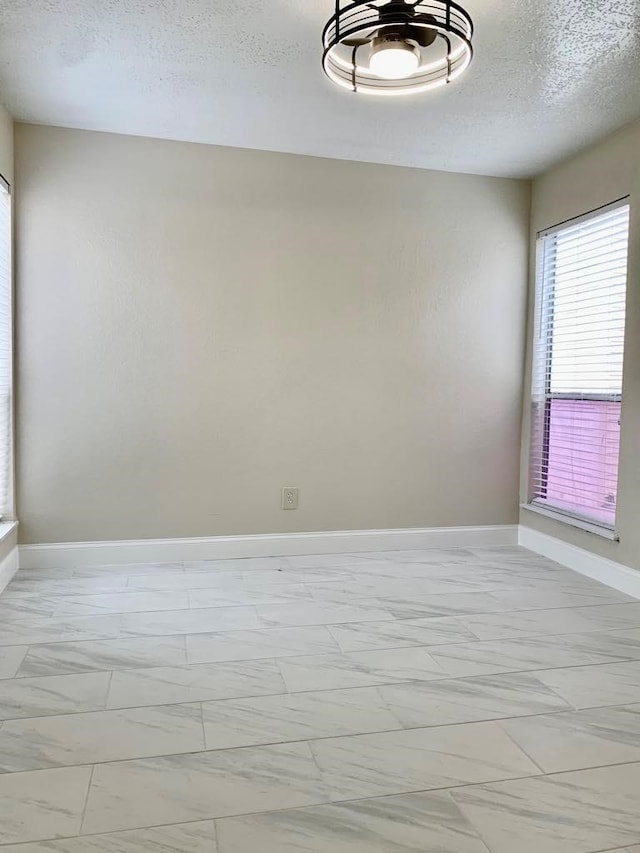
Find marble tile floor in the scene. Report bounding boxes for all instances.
[1,546,640,851]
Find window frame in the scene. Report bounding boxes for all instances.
[0,171,13,522]
[526,196,630,538]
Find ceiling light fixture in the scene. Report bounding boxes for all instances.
[322,0,474,96]
[369,38,420,79]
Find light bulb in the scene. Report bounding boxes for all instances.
[369,40,420,80]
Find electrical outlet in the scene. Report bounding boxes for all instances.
[281,487,299,510]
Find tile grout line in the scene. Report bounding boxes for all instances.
[7,615,640,653]
[493,719,547,775]
[211,817,221,852]
[199,700,207,752]
[9,759,640,847]
[43,648,640,684]
[6,653,640,723]
[5,653,640,717]
[0,671,610,736]
[593,846,640,853]
[78,762,96,835]
[446,790,504,853]
[4,566,634,595]
[6,709,640,777]
[103,670,115,710]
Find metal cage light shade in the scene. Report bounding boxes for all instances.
[322,0,474,95]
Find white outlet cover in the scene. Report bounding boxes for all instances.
[281,487,299,510]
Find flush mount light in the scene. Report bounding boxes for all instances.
[322,0,474,96]
[369,37,420,78]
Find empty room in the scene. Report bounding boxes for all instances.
[0,1,639,850]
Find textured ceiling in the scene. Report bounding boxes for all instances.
[0,0,639,177]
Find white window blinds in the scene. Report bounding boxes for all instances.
[0,176,12,520]
[529,199,630,529]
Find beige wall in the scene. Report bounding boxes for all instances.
[0,104,12,184]
[15,124,530,544]
[520,118,640,570]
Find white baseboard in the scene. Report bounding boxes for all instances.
[0,546,19,594]
[18,525,518,569]
[519,526,640,600]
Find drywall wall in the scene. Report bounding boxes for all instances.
[0,104,12,184]
[520,118,640,570]
[15,124,530,544]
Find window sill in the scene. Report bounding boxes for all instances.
[0,520,17,545]
[520,503,619,541]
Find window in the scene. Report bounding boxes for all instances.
[528,199,630,531]
[0,174,12,520]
